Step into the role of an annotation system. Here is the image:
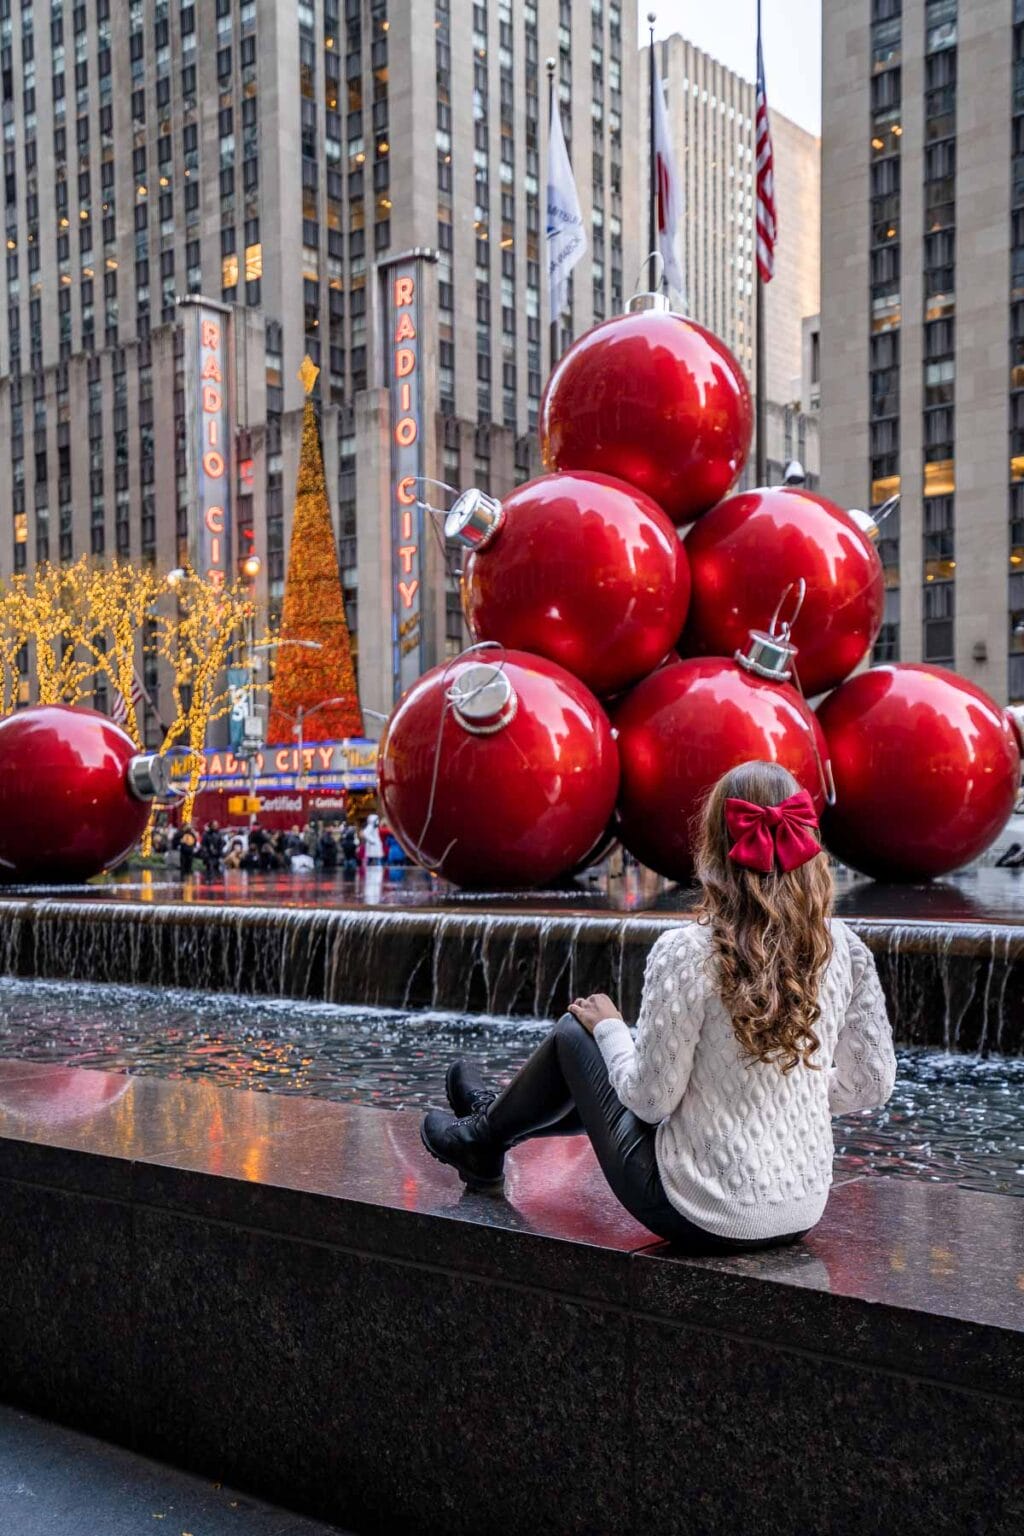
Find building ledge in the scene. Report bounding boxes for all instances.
[0,1059,1021,1533]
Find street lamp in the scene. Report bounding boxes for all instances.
[241,552,262,580]
[238,637,324,820]
[291,695,352,789]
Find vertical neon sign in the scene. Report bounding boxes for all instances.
[190,303,232,588]
[387,262,425,698]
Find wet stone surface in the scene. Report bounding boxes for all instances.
[5,860,1024,922]
[1,1056,1022,1348]
[0,1056,1021,1533]
[0,978,1021,1199]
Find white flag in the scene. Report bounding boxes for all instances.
[653,76,685,301]
[546,95,587,322]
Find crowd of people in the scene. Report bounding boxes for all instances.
[152,812,411,879]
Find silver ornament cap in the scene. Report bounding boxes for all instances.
[627,290,671,315]
[735,630,798,682]
[126,753,171,802]
[847,507,879,540]
[734,578,806,683]
[444,488,505,551]
[850,492,900,542]
[449,663,518,735]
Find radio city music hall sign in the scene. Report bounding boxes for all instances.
[192,304,232,588]
[388,261,426,697]
[170,741,378,787]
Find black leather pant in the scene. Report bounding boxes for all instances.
[487,1015,807,1255]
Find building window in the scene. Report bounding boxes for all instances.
[923,579,954,662]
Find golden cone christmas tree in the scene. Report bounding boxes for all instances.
[268,362,363,744]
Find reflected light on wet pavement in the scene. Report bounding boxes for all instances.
[7,863,1024,923]
[0,977,1020,1200]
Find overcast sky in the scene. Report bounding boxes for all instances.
[643,0,823,135]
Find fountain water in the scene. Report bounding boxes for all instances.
[0,899,1021,1051]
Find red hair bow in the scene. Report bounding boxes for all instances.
[724,790,821,875]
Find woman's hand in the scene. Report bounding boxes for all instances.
[568,993,622,1033]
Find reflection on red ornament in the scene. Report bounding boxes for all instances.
[818,664,1021,881]
[0,704,167,883]
[682,486,885,697]
[378,650,620,888]
[567,821,620,878]
[449,470,690,696]
[614,651,829,882]
[539,301,752,526]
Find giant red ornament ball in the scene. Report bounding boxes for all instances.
[539,301,753,526]
[378,650,619,888]
[818,664,1021,881]
[0,704,168,883]
[449,470,690,696]
[682,486,886,697]
[614,654,829,882]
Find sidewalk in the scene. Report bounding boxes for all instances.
[0,1405,347,1536]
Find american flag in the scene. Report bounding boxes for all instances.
[755,24,777,284]
[111,676,145,726]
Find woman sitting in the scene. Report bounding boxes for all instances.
[422,760,896,1254]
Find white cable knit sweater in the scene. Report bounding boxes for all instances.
[593,919,896,1240]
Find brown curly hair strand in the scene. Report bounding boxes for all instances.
[694,760,834,1074]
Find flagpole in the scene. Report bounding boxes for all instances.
[755,0,767,484]
[648,13,657,290]
[547,57,559,371]
[756,275,766,483]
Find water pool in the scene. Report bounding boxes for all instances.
[0,978,1021,1199]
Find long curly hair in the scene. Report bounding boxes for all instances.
[694,760,834,1074]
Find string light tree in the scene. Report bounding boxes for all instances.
[0,584,25,714]
[0,559,109,712]
[268,356,363,771]
[153,566,260,828]
[66,558,165,742]
[0,559,170,881]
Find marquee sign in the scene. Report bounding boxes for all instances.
[169,739,379,792]
[183,298,233,588]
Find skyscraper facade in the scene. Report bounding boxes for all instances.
[644,34,821,452]
[822,0,1021,702]
[0,0,638,729]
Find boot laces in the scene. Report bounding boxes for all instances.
[460,1108,495,1143]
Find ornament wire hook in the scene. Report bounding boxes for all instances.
[409,476,462,521]
[765,579,836,809]
[788,651,838,810]
[873,492,900,526]
[630,249,665,298]
[768,578,807,644]
[410,641,511,875]
[409,477,465,579]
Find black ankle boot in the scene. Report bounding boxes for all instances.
[445,1059,496,1118]
[420,1109,505,1192]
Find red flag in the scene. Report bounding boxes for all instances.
[755,29,777,283]
[110,675,145,725]
[652,75,685,298]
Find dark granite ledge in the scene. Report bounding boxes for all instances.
[2,1059,1023,1535]
[1,1057,1021,1390]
